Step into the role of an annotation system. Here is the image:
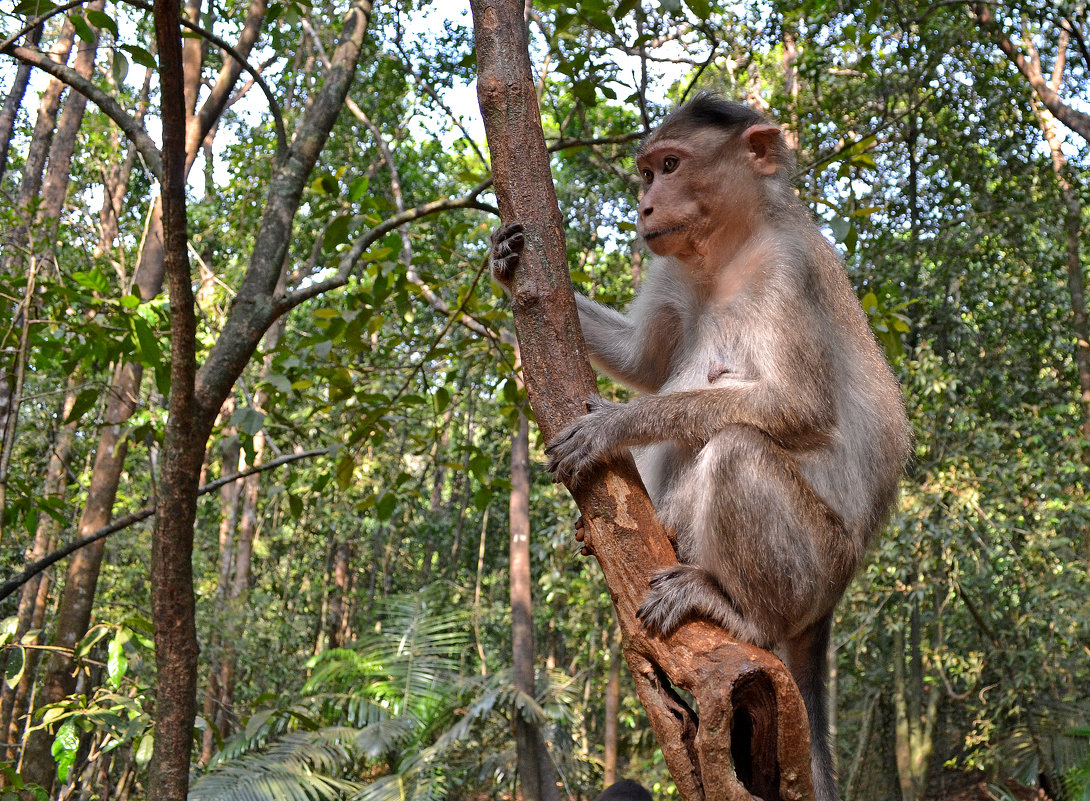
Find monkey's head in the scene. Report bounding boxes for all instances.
[634,93,793,263]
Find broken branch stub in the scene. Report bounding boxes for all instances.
[469,2,815,798]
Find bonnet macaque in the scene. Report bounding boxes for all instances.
[491,94,910,801]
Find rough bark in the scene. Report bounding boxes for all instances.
[470,2,814,799]
[510,413,560,801]
[148,0,201,796]
[17,1,269,782]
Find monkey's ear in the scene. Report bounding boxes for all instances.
[742,124,783,176]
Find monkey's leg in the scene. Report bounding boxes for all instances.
[639,424,850,644]
[783,615,839,801]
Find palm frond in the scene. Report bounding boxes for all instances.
[190,729,361,801]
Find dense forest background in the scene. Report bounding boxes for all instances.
[0,0,1088,798]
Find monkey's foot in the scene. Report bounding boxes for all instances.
[637,565,702,636]
[638,565,753,640]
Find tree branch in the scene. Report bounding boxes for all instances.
[0,447,331,603]
[1,44,162,178]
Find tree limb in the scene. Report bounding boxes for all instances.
[1,43,162,178]
[0,447,331,604]
[470,2,814,799]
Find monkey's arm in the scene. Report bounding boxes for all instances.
[577,295,680,393]
[546,379,835,484]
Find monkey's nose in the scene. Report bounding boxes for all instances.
[641,205,653,217]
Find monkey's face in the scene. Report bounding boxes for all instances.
[635,128,759,263]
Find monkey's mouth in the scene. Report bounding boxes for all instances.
[642,225,684,241]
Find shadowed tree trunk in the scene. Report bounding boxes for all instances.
[1027,32,1090,468]
[0,24,42,178]
[510,413,560,801]
[470,2,814,799]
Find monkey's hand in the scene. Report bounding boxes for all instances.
[545,396,623,485]
[490,222,525,286]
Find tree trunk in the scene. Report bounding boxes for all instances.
[0,24,43,178]
[470,3,814,799]
[510,414,559,801]
[603,627,622,785]
[0,389,76,757]
[19,360,144,791]
[1029,65,1090,466]
[147,0,201,796]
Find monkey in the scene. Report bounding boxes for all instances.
[594,779,653,801]
[491,93,911,801]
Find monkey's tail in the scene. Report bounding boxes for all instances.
[783,613,839,801]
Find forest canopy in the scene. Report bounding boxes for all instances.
[0,0,1088,799]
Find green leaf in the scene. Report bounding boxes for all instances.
[335,454,355,490]
[473,486,493,511]
[288,493,303,519]
[72,268,110,293]
[107,635,128,688]
[130,315,159,364]
[4,646,25,690]
[122,44,156,69]
[112,50,128,85]
[69,13,94,42]
[52,720,79,783]
[119,293,141,309]
[469,454,491,482]
[64,388,100,424]
[375,491,396,520]
[349,176,370,202]
[685,0,711,19]
[135,732,153,766]
[229,407,265,436]
[13,0,57,14]
[323,214,352,252]
[86,9,118,35]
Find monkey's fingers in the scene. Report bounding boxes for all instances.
[491,221,524,246]
[574,514,585,541]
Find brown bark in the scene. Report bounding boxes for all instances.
[510,413,559,801]
[38,0,106,232]
[148,0,201,796]
[603,627,622,785]
[0,18,76,507]
[18,1,269,784]
[470,3,814,799]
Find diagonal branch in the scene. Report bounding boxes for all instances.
[975,3,1090,141]
[1,43,162,178]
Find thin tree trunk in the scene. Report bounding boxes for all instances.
[471,3,814,798]
[510,414,559,801]
[0,24,43,178]
[1028,40,1090,465]
[147,0,201,795]
[0,389,76,756]
[603,627,622,785]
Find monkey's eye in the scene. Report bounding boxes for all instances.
[663,156,679,173]
[641,169,653,183]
